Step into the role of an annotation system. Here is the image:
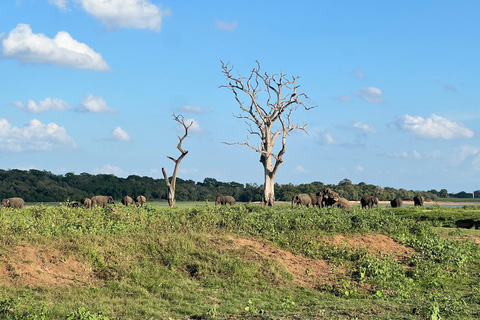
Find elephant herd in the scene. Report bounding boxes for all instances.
[291,190,425,209]
[291,189,352,209]
[0,195,147,210]
[68,195,147,208]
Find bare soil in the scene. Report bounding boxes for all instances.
[231,237,344,288]
[321,233,415,261]
[0,244,93,287]
[228,234,414,288]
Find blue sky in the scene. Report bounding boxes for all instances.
[1,0,479,193]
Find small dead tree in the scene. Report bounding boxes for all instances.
[221,61,315,206]
[162,114,193,207]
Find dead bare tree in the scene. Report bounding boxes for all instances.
[162,114,193,207]
[220,61,315,206]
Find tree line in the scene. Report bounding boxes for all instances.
[0,169,476,203]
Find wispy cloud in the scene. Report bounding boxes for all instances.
[216,20,238,32]
[94,164,123,175]
[1,24,110,71]
[48,0,67,10]
[317,131,335,145]
[352,87,384,103]
[12,98,71,113]
[353,122,376,133]
[332,95,352,102]
[348,68,365,79]
[0,118,75,151]
[180,105,212,114]
[51,0,170,31]
[76,94,117,114]
[294,165,308,173]
[388,150,441,160]
[354,165,364,171]
[395,114,474,140]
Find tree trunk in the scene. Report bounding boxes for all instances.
[166,187,176,207]
[263,172,275,206]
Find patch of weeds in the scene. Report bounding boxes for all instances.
[66,307,110,320]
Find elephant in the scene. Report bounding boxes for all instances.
[309,192,324,208]
[333,197,352,209]
[82,197,92,209]
[322,188,340,207]
[291,193,312,207]
[1,197,25,209]
[413,195,424,207]
[361,195,379,209]
[135,195,147,206]
[215,195,236,206]
[122,196,134,206]
[68,201,81,208]
[91,195,114,208]
[390,198,403,208]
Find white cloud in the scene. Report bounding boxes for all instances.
[0,118,75,152]
[353,121,376,133]
[77,0,170,31]
[294,165,307,173]
[180,105,211,114]
[1,24,110,71]
[396,114,474,140]
[354,165,364,171]
[332,95,352,102]
[352,87,384,103]
[12,97,71,113]
[94,164,123,175]
[77,94,117,114]
[49,0,68,10]
[178,118,201,133]
[348,69,365,79]
[216,20,238,32]
[318,132,335,145]
[450,145,480,166]
[472,155,480,171]
[389,150,441,160]
[111,127,131,141]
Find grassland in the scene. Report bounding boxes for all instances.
[0,203,479,319]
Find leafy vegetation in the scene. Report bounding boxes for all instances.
[0,203,478,319]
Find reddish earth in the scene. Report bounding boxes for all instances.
[228,234,414,288]
[0,244,93,287]
[232,237,344,288]
[321,233,415,261]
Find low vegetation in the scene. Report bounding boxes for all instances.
[0,204,479,319]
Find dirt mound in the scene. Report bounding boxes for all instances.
[232,238,344,288]
[0,244,93,287]
[323,233,414,260]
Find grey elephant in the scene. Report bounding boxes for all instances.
[292,193,312,207]
[413,195,424,207]
[215,195,235,206]
[135,195,147,206]
[91,195,114,208]
[390,198,403,208]
[309,192,324,208]
[1,197,25,209]
[333,197,352,209]
[122,196,134,206]
[82,197,92,209]
[322,188,340,207]
[361,195,379,209]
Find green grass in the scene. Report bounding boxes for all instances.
[0,203,479,319]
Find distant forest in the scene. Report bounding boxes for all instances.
[0,169,477,203]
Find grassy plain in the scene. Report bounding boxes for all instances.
[0,203,479,319]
